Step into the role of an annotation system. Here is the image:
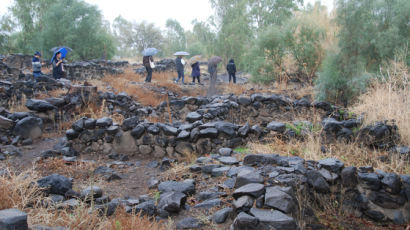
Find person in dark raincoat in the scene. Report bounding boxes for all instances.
[143,55,154,82]
[191,62,200,84]
[175,56,185,84]
[226,59,237,83]
[32,51,43,80]
[52,51,64,79]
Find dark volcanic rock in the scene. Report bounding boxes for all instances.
[250,207,297,230]
[232,212,259,230]
[233,183,265,199]
[186,112,202,122]
[267,121,286,133]
[0,208,28,230]
[158,191,187,213]
[264,186,296,214]
[37,174,72,195]
[341,167,358,188]
[318,158,344,173]
[306,170,330,193]
[26,99,56,112]
[213,207,233,224]
[96,117,113,128]
[176,217,202,229]
[358,172,381,190]
[13,116,43,139]
[158,179,195,195]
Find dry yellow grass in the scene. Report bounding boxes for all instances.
[0,167,165,230]
[351,60,409,145]
[8,94,29,112]
[247,135,409,174]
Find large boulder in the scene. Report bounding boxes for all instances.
[37,174,72,195]
[158,191,187,213]
[250,208,298,230]
[264,186,296,214]
[13,116,43,139]
[25,99,56,112]
[158,179,195,195]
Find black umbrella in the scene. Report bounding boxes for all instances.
[209,56,222,65]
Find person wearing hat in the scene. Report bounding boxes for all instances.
[32,51,43,80]
[52,51,64,79]
[226,59,237,83]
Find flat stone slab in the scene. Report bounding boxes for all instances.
[0,208,28,230]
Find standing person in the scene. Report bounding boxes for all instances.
[207,61,218,96]
[143,55,154,82]
[32,51,43,80]
[52,51,64,79]
[191,62,201,84]
[175,56,185,84]
[226,59,237,83]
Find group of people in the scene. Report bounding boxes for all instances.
[142,55,237,85]
[31,50,65,80]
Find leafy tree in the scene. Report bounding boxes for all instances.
[186,20,217,57]
[248,0,304,28]
[112,16,164,57]
[164,19,186,55]
[210,0,253,68]
[316,0,409,105]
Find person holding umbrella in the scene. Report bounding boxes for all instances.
[142,48,158,83]
[175,55,185,84]
[143,55,154,82]
[52,51,65,79]
[32,51,43,80]
[226,59,237,84]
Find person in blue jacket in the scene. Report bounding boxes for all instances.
[191,61,200,84]
[32,51,43,79]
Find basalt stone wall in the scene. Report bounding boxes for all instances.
[0,54,33,78]
[64,116,409,226]
[240,154,410,225]
[156,94,336,125]
[66,114,403,159]
[65,60,127,80]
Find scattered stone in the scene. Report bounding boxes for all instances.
[194,198,221,209]
[13,116,43,139]
[26,99,56,112]
[232,212,259,230]
[267,121,286,133]
[213,207,233,224]
[37,174,72,195]
[80,186,103,200]
[211,166,230,177]
[264,186,296,214]
[218,156,239,165]
[158,191,187,213]
[250,207,297,230]
[233,183,265,199]
[218,147,233,156]
[233,195,254,212]
[0,208,28,230]
[235,170,264,188]
[318,158,344,173]
[176,217,202,229]
[158,180,195,195]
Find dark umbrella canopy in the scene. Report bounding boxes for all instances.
[142,48,159,56]
[209,56,222,65]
